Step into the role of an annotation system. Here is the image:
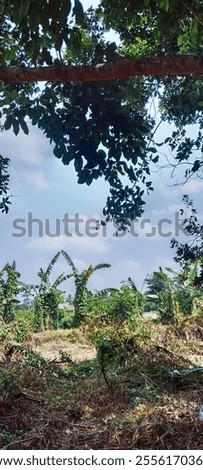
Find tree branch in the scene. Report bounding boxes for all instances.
[0,56,202,84]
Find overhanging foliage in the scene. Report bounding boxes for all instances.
[0,0,202,224]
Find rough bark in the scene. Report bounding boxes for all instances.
[0,56,202,84]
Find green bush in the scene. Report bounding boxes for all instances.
[83,286,150,380]
[157,292,177,323]
[192,296,203,316]
[59,313,74,329]
[175,288,199,316]
[87,285,144,322]
[84,310,150,389]
[14,308,35,325]
[0,317,33,344]
[157,285,203,323]
[154,269,183,324]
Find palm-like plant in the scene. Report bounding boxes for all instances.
[34,252,72,330]
[0,261,21,323]
[61,250,111,327]
[127,277,138,292]
[156,267,183,324]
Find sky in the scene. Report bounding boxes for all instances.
[1,0,203,298]
[1,119,202,297]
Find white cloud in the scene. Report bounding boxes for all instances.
[2,125,50,167]
[66,233,109,254]
[13,168,55,190]
[25,232,110,255]
[159,178,203,199]
[159,182,184,199]
[113,259,146,288]
[26,235,66,252]
[69,258,86,271]
[150,208,169,217]
[154,256,177,272]
[166,203,182,213]
[116,259,142,271]
[1,124,55,192]
[88,272,110,291]
[184,179,203,194]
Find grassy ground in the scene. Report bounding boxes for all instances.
[32,329,96,362]
[0,318,203,449]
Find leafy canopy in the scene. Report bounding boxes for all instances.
[171,195,203,288]
[0,0,202,224]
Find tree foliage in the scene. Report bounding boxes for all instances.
[0,0,202,223]
[171,195,203,288]
[145,270,169,294]
[0,155,10,213]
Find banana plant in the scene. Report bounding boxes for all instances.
[156,267,183,324]
[0,261,21,323]
[34,252,72,331]
[61,250,111,327]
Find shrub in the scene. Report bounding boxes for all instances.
[87,284,144,322]
[157,291,179,323]
[83,286,150,384]
[155,269,183,324]
[59,313,74,329]
[175,287,200,316]
[33,290,63,332]
[0,262,21,323]
[14,308,35,325]
[192,296,203,316]
[0,317,33,344]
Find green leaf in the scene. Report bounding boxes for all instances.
[77,171,87,184]
[191,160,200,172]
[95,44,105,61]
[13,0,30,23]
[62,0,72,19]
[86,174,93,186]
[74,157,83,172]
[97,149,106,160]
[29,11,40,30]
[73,0,84,25]
[19,118,29,135]
[13,120,20,136]
[158,0,169,11]
[4,116,12,131]
[70,31,82,53]
[152,155,159,163]
[40,10,50,30]
[11,90,18,100]
[106,42,117,61]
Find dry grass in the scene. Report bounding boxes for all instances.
[0,318,203,450]
[30,328,96,362]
